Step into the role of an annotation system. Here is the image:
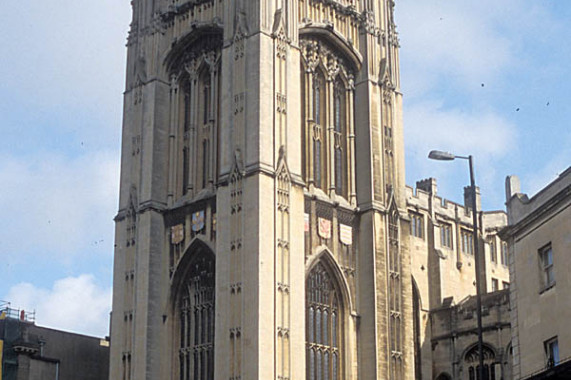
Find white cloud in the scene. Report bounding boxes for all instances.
[398,2,509,97]
[396,0,551,99]
[404,101,517,208]
[405,100,516,156]
[5,274,112,337]
[396,0,562,210]
[0,150,119,262]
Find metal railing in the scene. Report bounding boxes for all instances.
[0,300,36,323]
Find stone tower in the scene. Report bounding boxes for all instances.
[109,0,413,379]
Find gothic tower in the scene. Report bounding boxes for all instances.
[109,0,413,379]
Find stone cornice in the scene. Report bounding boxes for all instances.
[431,321,511,343]
[499,185,570,241]
[218,163,305,188]
[303,190,359,214]
[115,200,167,221]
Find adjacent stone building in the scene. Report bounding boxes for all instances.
[501,167,571,379]
[429,290,512,380]
[407,179,511,379]
[110,1,414,380]
[0,303,109,380]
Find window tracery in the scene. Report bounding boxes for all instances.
[177,251,215,380]
[464,345,497,380]
[167,36,221,203]
[306,261,342,380]
[301,38,354,201]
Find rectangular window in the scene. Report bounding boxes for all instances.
[410,213,423,239]
[461,229,474,255]
[539,244,555,289]
[545,337,560,366]
[501,241,508,266]
[491,278,498,292]
[502,281,510,289]
[489,239,497,263]
[440,223,452,248]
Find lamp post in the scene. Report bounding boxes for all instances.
[428,150,485,380]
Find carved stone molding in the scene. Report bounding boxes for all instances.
[307,0,359,18]
[300,38,354,80]
[165,30,223,75]
[160,0,216,23]
[360,9,377,35]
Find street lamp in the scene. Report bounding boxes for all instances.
[428,150,485,380]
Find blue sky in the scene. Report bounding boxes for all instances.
[1,1,569,337]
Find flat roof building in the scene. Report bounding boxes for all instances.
[0,302,109,380]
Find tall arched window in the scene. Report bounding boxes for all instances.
[173,65,215,198]
[178,251,215,380]
[300,38,355,201]
[464,345,497,380]
[306,261,342,380]
[167,36,221,203]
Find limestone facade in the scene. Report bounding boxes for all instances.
[430,290,512,380]
[501,167,571,379]
[110,1,413,380]
[406,178,510,379]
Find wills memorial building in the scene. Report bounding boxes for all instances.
[110,0,413,379]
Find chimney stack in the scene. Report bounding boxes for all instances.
[464,185,481,212]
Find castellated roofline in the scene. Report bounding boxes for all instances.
[406,181,506,226]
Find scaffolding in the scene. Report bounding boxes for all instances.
[0,300,36,323]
